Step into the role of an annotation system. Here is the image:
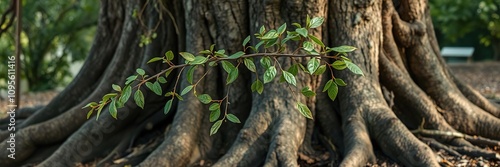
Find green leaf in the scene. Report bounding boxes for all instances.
[302,41,314,52]
[157,76,167,84]
[297,102,313,119]
[282,70,296,86]
[210,109,220,122]
[259,25,266,34]
[242,35,251,47]
[109,99,118,119]
[261,30,279,40]
[112,84,121,92]
[309,16,325,28]
[327,82,338,101]
[330,45,357,53]
[165,51,174,61]
[260,57,272,69]
[308,34,325,47]
[332,60,347,70]
[296,28,308,37]
[288,64,299,75]
[102,93,117,102]
[179,52,195,61]
[165,69,173,78]
[96,104,105,121]
[227,68,239,85]
[334,78,347,86]
[307,58,320,74]
[313,65,327,75]
[187,65,196,84]
[136,68,145,76]
[209,103,220,111]
[228,51,245,59]
[199,50,212,55]
[226,114,241,123]
[306,15,311,28]
[190,56,208,65]
[164,99,173,115]
[125,75,138,85]
[181,85,194,96]
[265,38,278,48]
[251,79,264,94]
[174,93,183,101]
[277,23,287,35]
[221,60,236,74]
[323,79,334,92]
[119,86,132,105]
[244,58,256,72]
[292,22,302,28]
[86,108,94,119]
[147,57,163,64]
[134,90,145,109]
[345,61,364,76]
[145,82,155,92]
[263,66,277,84]
[83,102,98,109]
[215,49,227,57]
[210,44,216,52]
[153,81,162,95]
[198,94,212,104]
[301,87,316,97]
[210,120,223,136]
[255,41,265,50]
[164,91,175,97]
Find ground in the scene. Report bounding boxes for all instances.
[1,62,499,166]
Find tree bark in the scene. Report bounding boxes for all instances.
[1,0,499,166]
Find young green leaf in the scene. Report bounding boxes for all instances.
[181,85,194,96]
[330,45,357,53]
[119,86,132,105]
[134,90,145,109]
[86,108,94,119]
[334,78,347,86]
[242,35,251,47]
[302,41,314,52]
[309,16,324,28]
[147,57,164,64]
[165,50,174,61]
[244,58,256,72]
[209,103,220,111]
[260,57,272,69]
[83,102,98,109]
[228,51,245,59]
[345,61,364,76]
[210,44,216,52]
[261,30,279,40]
[263,66,277,84]
[164,99,173,115]
[296,28,308,37]
[292,22,302,28]
[251,79,264,94]
[282,70,296,86]
[277,23,287,35]
[209,109,220,122]
[136,68,145,76]
[187,65,196,84]
[179,52,195,61]
[307,58,320,74]
[323,79,334,92]
[308,34,325,47]
[221,60,236,74]
[306,14,311,28]
[297,102,313,119]
[210,120,223,136]
[227,68,239,85]
[190,56,208,65]
[313,65,327,75]
[145,82,154,93]
[198,94,212,104]
[199,50,212,55]
[174,93,183,101]
[215,49,227,57]
[95,104,105,121]
[109,99,118,119]
[259,25,266,35]
[157,76,167,84]
[125,75,138,85]
[327,82,339,101]
[226,114,241,123]
[152,81,162,95]
[332,60,347,70]
[102,93,117,102]
[112,84,121,92]
[301,87,316,97]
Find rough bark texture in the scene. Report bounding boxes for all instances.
[1,0,499,166]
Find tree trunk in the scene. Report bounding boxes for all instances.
[1,0,499,166]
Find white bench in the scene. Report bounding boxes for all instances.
[440,47,474,63]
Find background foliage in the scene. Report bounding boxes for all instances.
[0,0,98,91]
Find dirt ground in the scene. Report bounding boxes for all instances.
[0,62,499,166]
